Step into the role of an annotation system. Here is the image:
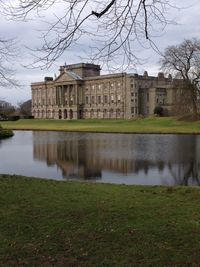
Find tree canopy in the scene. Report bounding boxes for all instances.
[161,38,200,115]
[2,0,176,69]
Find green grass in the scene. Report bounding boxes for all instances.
[1,174,200,266]
[1,117,200,133]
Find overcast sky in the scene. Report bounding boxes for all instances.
[0,0,200,105]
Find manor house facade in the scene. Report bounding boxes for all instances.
[31,63,174,119]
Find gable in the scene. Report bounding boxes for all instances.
[55,71,82,83]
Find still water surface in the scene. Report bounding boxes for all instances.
[0,131,200,186]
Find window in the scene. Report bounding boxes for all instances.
[98,96,101,104]
[85,96,89,104]
[111,95,114,103]
[117,95,121,102]
[92,96,95,104]
[147,93,149,102]
[104,95,108,103]
[116,109,121,117]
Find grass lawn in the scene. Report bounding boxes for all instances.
[1,117,200,133]
[1,174,200,266]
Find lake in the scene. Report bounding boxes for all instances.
[0,131,200,186]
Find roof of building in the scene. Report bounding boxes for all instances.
[66,71,82,80]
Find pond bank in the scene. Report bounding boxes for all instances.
[1,117,200,134]
[0,174,200,266]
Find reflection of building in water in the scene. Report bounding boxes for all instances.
[33,132,200,184]
[33,132,137,179]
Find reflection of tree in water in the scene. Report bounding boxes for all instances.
[168,162,200,186]
[167,136,200,185]
[33,132,200,185]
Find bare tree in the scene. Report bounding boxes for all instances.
[2,0,176,69]
[0,99,16,116]
[18,99,32,117]
[0,37,19,87]
[161,38,200,116]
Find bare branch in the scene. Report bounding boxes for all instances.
[161,38,200,115]
[0,37,20,87]
[2,0,178,69]
[92,0,116,18]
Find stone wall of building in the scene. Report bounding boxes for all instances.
[31,63,174,119]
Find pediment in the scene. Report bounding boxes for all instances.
[55,71,82,83]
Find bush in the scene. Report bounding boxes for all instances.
[0,127,14,139]
[0,114,8,121]
[23,115,34,119]
[7,115,20,121]
[154,106,164,117]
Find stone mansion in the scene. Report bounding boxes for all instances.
[31,63,175,119]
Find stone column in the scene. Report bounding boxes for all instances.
[61,85,64,106]
[74,84,77,105]
[56,87,58,105]
[67,85,69,107]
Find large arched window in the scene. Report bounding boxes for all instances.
[59,109,62,119]
[103,109,107,119]
[69,109,73,119]
[116,109,121,119]
[64,109,67,119]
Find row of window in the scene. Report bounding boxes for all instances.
[32,88,55,96]
[85,95,121,104]
[131,98,137,103]
[86,82,122,91]
[131,92,138,97]
[131,107,138,114]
